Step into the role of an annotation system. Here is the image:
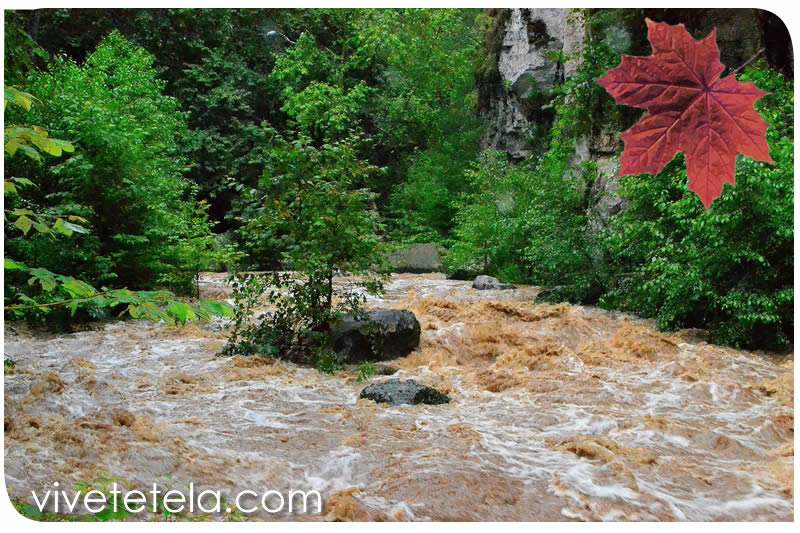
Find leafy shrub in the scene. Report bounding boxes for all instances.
[601,62,793,349]
[4,81,234,327]
[157,191,244,297]
[447,148,601,293]
[5,32,202,291]
[356,361,377,382]
[221,134,387,368]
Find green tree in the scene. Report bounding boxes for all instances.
[367,9,484,242]
[5,32,200,290]
[222,132,387,368]
[3,87,232,325]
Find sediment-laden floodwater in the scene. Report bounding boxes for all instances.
[3,274,793,521]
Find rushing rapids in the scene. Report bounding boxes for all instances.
[3,273,793,521]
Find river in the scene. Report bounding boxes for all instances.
[3,273,793,521]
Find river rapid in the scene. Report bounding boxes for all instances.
[3,273,793,521]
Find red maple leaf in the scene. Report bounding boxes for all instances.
[598,19,772,209]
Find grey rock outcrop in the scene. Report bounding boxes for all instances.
[388,243,443,273]
[482,8,585,161]
[359,379,450,406]
[472,275,515,290]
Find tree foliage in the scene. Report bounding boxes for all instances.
[601,62,793,348]
[3,83,233,325]
[222,133,387,367]
[5,32,204,290]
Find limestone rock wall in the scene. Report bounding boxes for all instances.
[482,8,584,161]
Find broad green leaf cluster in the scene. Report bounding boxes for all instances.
[4,21,233,325]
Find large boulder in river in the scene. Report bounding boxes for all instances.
[472,275,515,290]
[446,262,486,280]
[388,243,443,273]
[330,309,420,363]
[360,379,450,406]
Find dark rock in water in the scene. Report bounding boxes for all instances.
[535,285,569,304]
[447,267,483,281]
[388,243,443,273]
[472,275,515,290]
[330,309,420,363]
[360,379,450,406]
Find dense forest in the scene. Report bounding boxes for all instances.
[4,8,794,351]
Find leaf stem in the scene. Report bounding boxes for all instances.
[5,291,116,311]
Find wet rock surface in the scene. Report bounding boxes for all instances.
[359,379,450,406]
[330,309,421,363]
[472,275,515,291]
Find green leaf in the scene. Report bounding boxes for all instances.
[111,289,139,304]
[11,177,35,187]
[52,139,75,152]
[5,139,21,156]
[19,144,41,161]
[14,215,32,234]
[167,301,188,323]
[198,299,234,318]
[42,141,63,157]
[53,218,73,237]
[60,277,97,298]
[28,267,57,291]
[4,258,28,271]
[4,87,33,111]
[62,220,89,234]
[93,503,130,522]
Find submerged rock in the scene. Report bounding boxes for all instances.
[360,379,450,406]
[330,309,420,363]
[472,275,515,290]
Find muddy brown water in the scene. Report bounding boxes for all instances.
[3,273,793,521]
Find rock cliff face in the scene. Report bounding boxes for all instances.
[478,8,792,229]
[482,9,584,161]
